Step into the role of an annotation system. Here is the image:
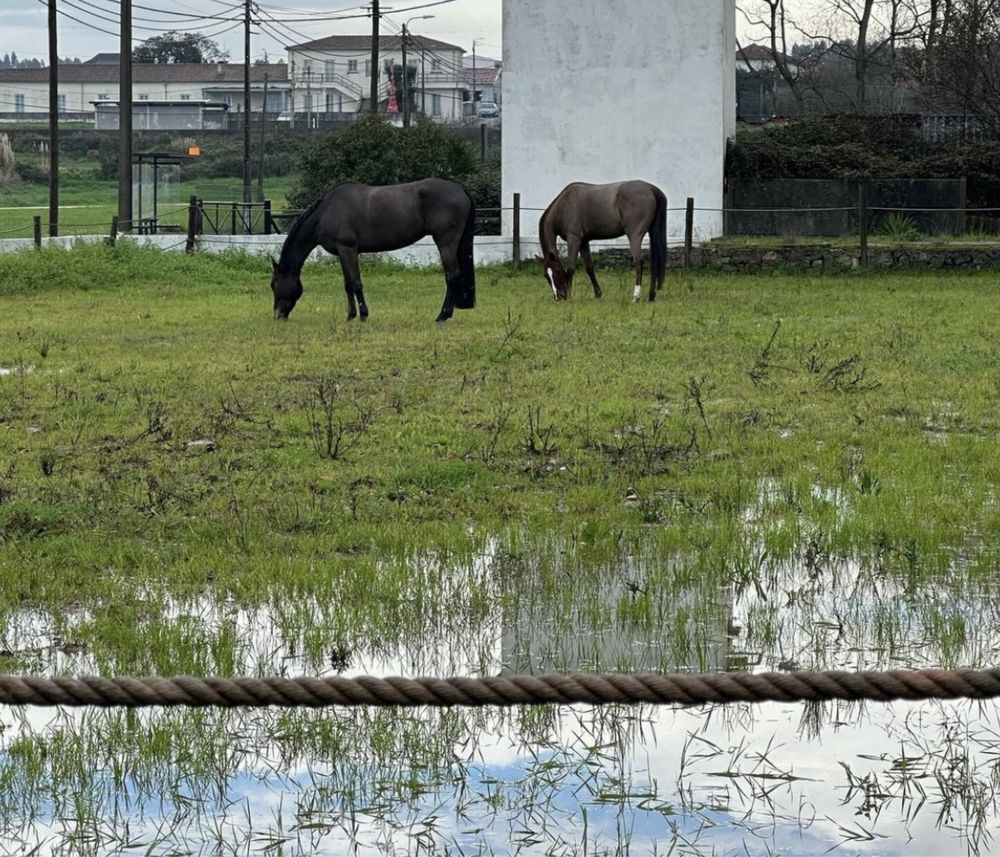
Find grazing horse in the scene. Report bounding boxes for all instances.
[270,178,476,323]
[537,180,668,302]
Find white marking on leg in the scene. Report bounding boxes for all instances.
[632,284,642,302]
[547,268,558,299]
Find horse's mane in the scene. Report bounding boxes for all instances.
[282,195,323,249]
[538,201,560,257]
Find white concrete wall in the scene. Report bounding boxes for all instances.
[0,233,532,267]
[501,0,736,243]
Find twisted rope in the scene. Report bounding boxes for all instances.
[3,668,1000,708]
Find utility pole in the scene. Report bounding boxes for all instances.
[117,0,132,233]
[306,67,312,129]
[257,73,268,199]
[401,25,409,128]
[369,0,379,113]
[421,42,426,116]
[243,0,252,207]
[47,0,58,237]
[401,15,433,129]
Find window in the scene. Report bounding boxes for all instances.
[58,94,66,111]
[365,60,372,77]
[138,94,149,101]
[347,59,358,74]
[303,61,313,82]
[97,93,109,101]
[431,94,441,117]
[325,92,342,113]
[14,93,25,113]
[304,92,312,111]
[432,58,442,72]
[180,93,190,101]
[266,91,284,112]
[325,60,337,81]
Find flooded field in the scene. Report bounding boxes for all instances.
[1,245,997,854]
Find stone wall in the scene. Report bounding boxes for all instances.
[594,244,1000,272]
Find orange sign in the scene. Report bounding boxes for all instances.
[188,146,201,157]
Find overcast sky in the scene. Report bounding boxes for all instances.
[0,0,503,64]
[0,0,820,66]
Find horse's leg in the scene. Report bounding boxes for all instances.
[580,241,602,298]
[338,247,368,321]
[435,243,458,322]
[628,234,645,303]
[563,237,581,299]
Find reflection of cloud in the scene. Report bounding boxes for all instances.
[5,695,1000,853]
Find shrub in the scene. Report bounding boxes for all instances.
[726,118,1000,182]
[288,115,478,208]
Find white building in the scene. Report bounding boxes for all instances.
[284,35,467,122]
[0,35,468,125]
[502,0,736,243]
[0,59,287,120]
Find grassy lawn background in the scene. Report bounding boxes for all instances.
[0,243,996,678]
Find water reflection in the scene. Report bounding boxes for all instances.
[3,700,1000,854]
[2,534,999,854]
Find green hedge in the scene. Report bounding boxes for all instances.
[728,117,1000,181]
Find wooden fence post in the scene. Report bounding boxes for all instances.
[263,199,273,235]
[33,216,42,248]
[684,197,694,268]
[186,196,198,253]
[107,215,119,246]
[512,192,521,269]
[958,175,967,237]
[858,183,869,268]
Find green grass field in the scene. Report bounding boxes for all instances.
[0,243,998,852]
[0,167,298,237]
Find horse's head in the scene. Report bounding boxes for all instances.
[537,251,571,301]
[270,257,303,319]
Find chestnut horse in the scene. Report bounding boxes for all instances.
[537,180,667,302]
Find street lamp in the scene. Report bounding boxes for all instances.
[469,36,486,115]
[402,14,434,128]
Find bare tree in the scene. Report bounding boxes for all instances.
[739,0,808,112]
[798,0,925,112]
[919,0,1000,132]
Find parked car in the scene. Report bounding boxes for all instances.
[478,101,500,118]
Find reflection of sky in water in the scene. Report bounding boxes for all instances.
[3,527,1000,854]
[4,699,1000,855]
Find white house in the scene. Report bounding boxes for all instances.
[284,35,466,122]
[0,60,288,120]
[736,44,798,73]
[502,0,736,244]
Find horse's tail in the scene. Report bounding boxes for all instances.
[455,191,477,309]
[649,186,668,299]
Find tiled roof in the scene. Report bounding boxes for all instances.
[737,44,794,64]
[286,35,463,53]
[0,63,287,84]
[465,66,500,85]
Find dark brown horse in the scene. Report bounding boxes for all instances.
[270,178,476,323]
[537,180,667,302]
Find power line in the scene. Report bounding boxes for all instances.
[68,0,244,26]
[254,0,458,24]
